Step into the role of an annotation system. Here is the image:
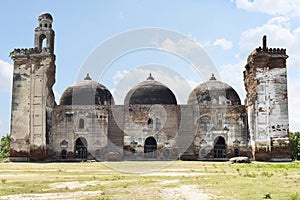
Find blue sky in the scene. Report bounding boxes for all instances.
[1,0,300,137]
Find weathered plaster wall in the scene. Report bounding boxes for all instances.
[10,50,55,161]
[244,42,290,161]
[123,104,179,159]
[51,105,109,160]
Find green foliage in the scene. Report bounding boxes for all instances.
[8,51,14,57]
[289,193,300,200]
[1,178,7,184]
[289,132,300,160]
[0,134,10,159]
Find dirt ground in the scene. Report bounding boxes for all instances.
[0,161,299,200]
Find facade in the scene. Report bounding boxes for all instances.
[9,13,291,162]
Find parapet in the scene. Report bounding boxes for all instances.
[255,46,286,55]
[10,47,52,58]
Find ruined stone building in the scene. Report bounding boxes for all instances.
[9,13,291,162]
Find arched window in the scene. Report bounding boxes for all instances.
[147,118,153,129]
[79,118,84,129]
[38,34,47,49]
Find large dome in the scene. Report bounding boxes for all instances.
[60,74,114,105]
[125,74,177,105]
[188,74,241,105]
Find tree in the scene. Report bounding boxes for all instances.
[0,134,10,159]
[289,132,300,161]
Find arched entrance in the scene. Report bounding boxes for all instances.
[214,136,226,158]
[61,150,67,159]
[75,137,88,159]
[144,137,157,158]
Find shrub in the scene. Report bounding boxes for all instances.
[1,178,7,184]
[289,193,300,200]
[289,132,300,160]
[0,134,10,159]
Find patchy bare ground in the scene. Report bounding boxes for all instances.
[160,185,211,200]
[1,162,299,199]
[0,191,104,200]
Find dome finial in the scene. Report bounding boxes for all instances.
[147,73,155,80]
[209,73,216,81]
[84,73,92,80]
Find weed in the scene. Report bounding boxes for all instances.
[261,171,273,178]
[1,178,7,184]
[243,171,256,178]
[289,193,300,200]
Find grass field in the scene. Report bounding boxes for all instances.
[0,161,299,200]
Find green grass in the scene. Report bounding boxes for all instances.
[0,161,299,199]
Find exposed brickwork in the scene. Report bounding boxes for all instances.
[244,36,291,161]
[9,15,291,162]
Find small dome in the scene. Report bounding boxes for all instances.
[125,74,177,105]
[60,74,114,105]
[38,12,53,21]
[188,74,241,105]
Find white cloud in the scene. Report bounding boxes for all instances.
[238,17,295,61]
[234,0,300,17]
[213,38,233,50]
[112,69,129,85]
[154,38,200,54]
[0,60,13,92]
[53,88,61,104]
[288,74,300,132]
[267,16,290,29]
[219,60,246,101]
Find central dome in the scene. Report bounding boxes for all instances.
[60,74,114,105]
[125,74,177,105]
[188,74,241,105]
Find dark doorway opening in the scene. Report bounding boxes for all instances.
[144,137,157,158]
[61,150,67,159]
[75,137,88,159]
[214,136,226,158]
[234,148,240,157]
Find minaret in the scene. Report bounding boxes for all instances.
[34,12,55,53]
[244,36,290,161]
[9,13,56,161]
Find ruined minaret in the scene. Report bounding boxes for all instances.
[9,13,56,161]
[244,36,290,161]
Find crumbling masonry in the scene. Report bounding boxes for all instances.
[9,13,291,161]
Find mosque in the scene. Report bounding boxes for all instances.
[9,13,291,161]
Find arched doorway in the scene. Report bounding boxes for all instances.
[61,150,67,159]
[75,137,88,159]
[214,136,226,158]
[234,148,240,157]
[144,137,157,158]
